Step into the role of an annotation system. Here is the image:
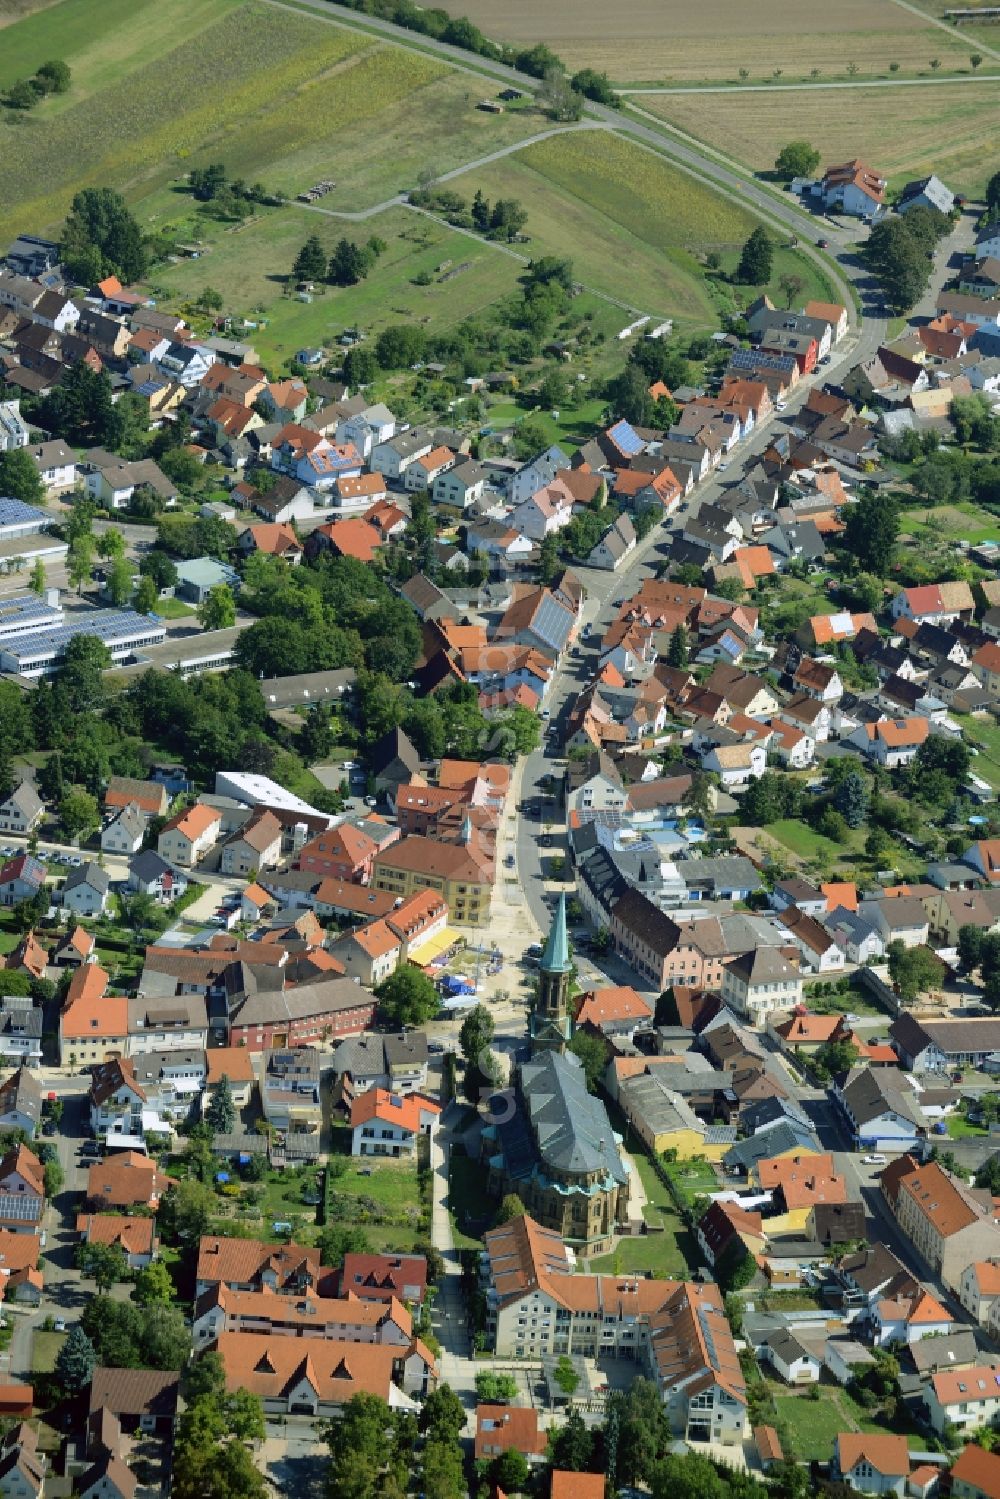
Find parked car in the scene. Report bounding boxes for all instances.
[861,1154,887,1166]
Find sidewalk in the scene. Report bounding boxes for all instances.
[429,1109,477,1424]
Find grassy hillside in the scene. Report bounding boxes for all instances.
[448,132,835,327]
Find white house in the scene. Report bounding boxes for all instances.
[370,429,433,483]
[404,446,454,493]
[0,399,30,452]
[763,1328,821,1384]
[846,718,928,768]
[0,782,43,836]
[349,1089,441,1158]
[62,863,111,918]
[433,458,488,510]
[588,514,636,572]
[512,478,576,542]
[926,1365,1000,1436]
[702,741,767,789]
[818,160,887,221]
[101,804,145,856]
[835,1067,922,1152]
[508,446,570,506]
[27,439,77,491]
[831,1433,909,1496]
[720,947,803,1027]
[336,403,396,459]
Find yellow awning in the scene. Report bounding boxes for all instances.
[409,926,463,966]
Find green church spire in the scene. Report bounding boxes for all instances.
[540,891,571,975]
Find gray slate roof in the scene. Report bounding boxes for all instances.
[516,1049,627,1183]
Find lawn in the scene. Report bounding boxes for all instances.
[31,1328,66,1375]
[448,1143,495,1250]
[153,596,197,619]
[448,131,765,326]
[954,713,1000,790]
[641,81,1000,198]
[429,0,956,82]
[590,1145,696,1277]
[772,1393,847,1461]
[148,205,525,368]
[765,818,863,863]
[947,1114,988,1138]
[663,1157,718,1209]
[0,0,543,245]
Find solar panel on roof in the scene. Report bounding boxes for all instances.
[608,420,644,457]
[0,498,48,525]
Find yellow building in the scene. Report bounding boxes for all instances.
[617,1072,729,1161]
[371,828,494,928]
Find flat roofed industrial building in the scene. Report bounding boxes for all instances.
[0,592,63,642]
[0,609,167,677]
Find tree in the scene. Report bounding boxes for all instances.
[553,1353,580,1398]
[157,1178,215,1246]
[197,286,223,312]
[198,584,236,632]
[958,924,985,973]
[813,1038,860,1078]
[140,549,179,591]
[774,141,821,179]
[343,345,378,387]
[205,1075,236,1136]
[780,272,805,308]
[667,622,690,668]
[28,558,46,596]
[494,1193,527,1225]
[475,1371,518,1403]
[971,52,984,68]
[374,966,439,1027]
[419,1383,466,1443]
[471,188,491,231]
[61,186,147,284]
[548,1408,594,1471]
[68,533,95,594]
[76,1240,128,1291]
[888,940,945,1004]
[987,169,1000,215]
[422,1439,465,1499]
[55,1324,96,1394]
[293,234,327,281]
[459,1004,494,1068]
[568,1030,607,1093]
[326,1392,394,1499]
[31,56,69,92]
[539,65,583,121]
[134,574,159,614]
[734,226,773,285]
[59,788,99,839]
[5,79,40,110]
[842,490,899,575]
[329,237,371,286]
[374,324,427,370]
[106,552,133,606]
[493,1450,530,1493]
[0,449,45,507]
[833,768,869,829]
[131,1262,173,1313]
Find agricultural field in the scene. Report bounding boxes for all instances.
[429,0,965,82]
[448,132,832,330]
[895,0,1000,55]
[641,83,1000,199]
[0,0,543,245]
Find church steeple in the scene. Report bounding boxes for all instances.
[530,892,572,1053]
